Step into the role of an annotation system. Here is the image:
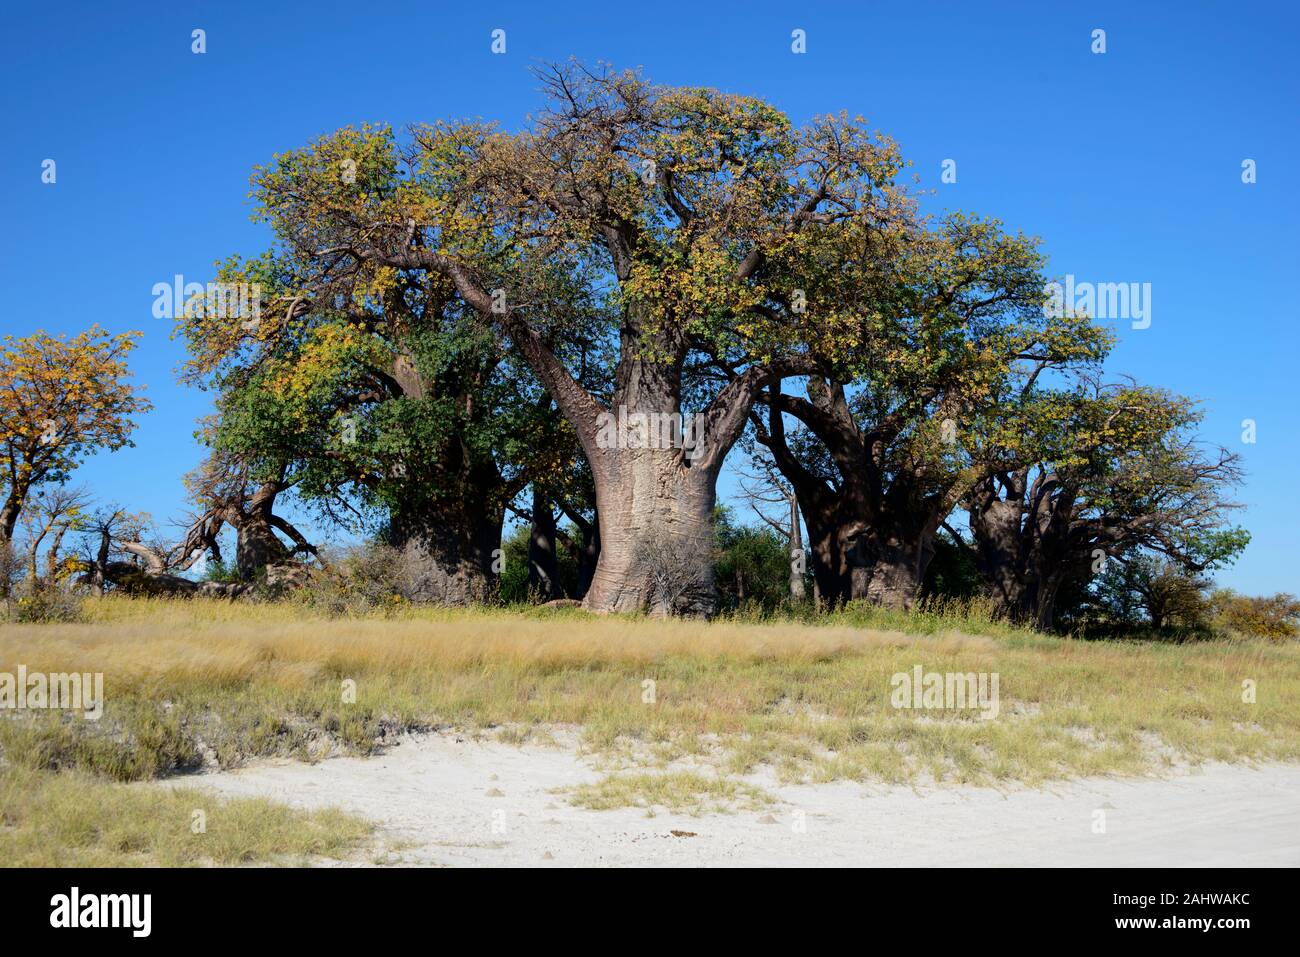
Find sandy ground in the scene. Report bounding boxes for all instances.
[167,732,1300,867]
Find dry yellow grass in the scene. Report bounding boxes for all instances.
[3,596,1296,800]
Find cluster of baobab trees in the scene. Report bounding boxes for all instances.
[4,64,1247,629]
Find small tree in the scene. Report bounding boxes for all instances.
[714,507,794,613]
[16,485,92,587]
[0,327,149,568]
[735,457,808,604]
[1094,555,1210,632]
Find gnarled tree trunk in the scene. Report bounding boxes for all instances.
[969,474,1049,625]
[850,533,936,609]
[758,380,970,612]
[390,496,502,606]
[797,494,854,608]
[968,471,1088,631]
[527,487,563,601]
[234,481,290,580]
[493,304,788,616]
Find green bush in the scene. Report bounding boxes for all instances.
[714,509,803,613]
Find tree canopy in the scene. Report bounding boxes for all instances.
[0,326,150,547]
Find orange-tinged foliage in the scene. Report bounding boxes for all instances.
[0,326,151,536]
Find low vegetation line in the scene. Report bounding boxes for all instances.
[2,598,1295,802]
[0,763,371,867]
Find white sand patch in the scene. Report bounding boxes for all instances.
[162,732,1300,867]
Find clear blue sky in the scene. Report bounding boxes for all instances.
[2,1,1295,593]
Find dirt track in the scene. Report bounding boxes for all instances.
[168,732,1300,867]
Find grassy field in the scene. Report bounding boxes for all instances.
[2,596,1298,862]
[0,763,371,866]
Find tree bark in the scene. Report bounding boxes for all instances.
[90,560,248,598]
[527,487,563,601]
[233,483,291,580]
[389,494,502,606]
[0,494,22,599]
[850,533,936,609]
[46,525,68,582]
[91,527,111,597]
[968,472,1088,631]
[759,387,943,610]
[969,474,1047,624]
[788,489,806,603]
[0,488,26,544]
[583,446,718,615]
[762,379,987,611]
[798,495,854,607]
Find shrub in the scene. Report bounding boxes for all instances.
[4,585,84,623]
[713,507,806,614]
[293,543,409,616]
[1211,589,1300,640]
[200,559,244,584]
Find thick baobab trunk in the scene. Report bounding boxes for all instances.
[572,317,735,617]
[102,541,250,598]
[968,473,1087,631]
[991,574,1036,624]
[758,379,980,613]
[850,534,936,610]
[574,519,599,599]
[417,244,813,616]
[797,496,936,611]
[757,385,861,608]
[1029,566,1067,631]
[224,480,292,581]
[527,488,563,601]
[578,319,720,615]
[798,498,853,608]
[582,449,716,616]
[389,498,502,606]
[235,517,288,580]
[969,488,1033,621]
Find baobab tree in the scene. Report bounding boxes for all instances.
[74,505,250,598]
[178,236,584,603]
[753,215,1110,608]
[180,450,320,581]
[966,380,1248,630]
[235,64,913,613]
